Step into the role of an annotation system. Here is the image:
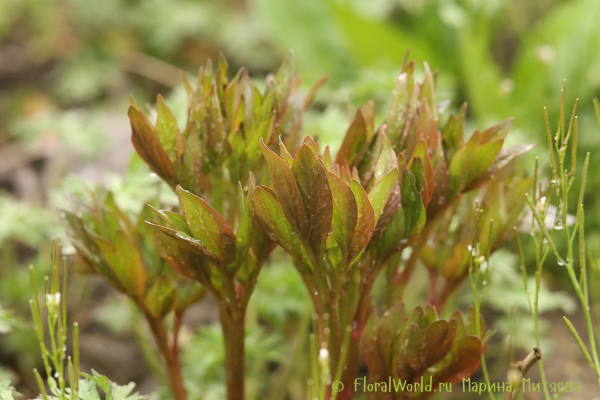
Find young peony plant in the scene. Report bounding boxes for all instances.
[60,52,532,400]
[145,179,275,400]
[362,303,486,400]
[61,189,205,400]
[255,60,531,398]
[128,52,323,226]
[63,53,321,400]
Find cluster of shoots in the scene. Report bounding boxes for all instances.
[58,52,535,400]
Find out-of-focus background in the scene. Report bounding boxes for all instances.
[1,0,600,398]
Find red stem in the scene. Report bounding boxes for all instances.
[173,312,184,362]
[219,305,246,400]
[146,316,188,400]
[427,272,438,305]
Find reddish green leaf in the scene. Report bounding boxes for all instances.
[336,109,367,167]
[479,118,513,144]
[422,319,457,368]
[363,309,385,376]
[349,180,375,260]
[322,146,332,169]
[93,230,147,299]
[260,139,308,237]
[406,323,423,372]
[279,138,295,167]
[378,303,406,372]
[61,210,125,292]
[146,221,207,279]
[302,135,321,156]
[438,336,482,383]
[129,106,175,186]
[416,101,438,156]
[292,144,333,247]
[178,187,236,265]
[327,171,358,264]
[254,186,301,259]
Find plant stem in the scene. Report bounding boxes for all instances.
[219,306,246,400]
[338,270,379,399]
[146,316,188,400]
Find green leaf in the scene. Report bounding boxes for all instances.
[177,283,207,313]
[349,180,375,260]
[400,169,426,241]
[145,221,212,281]
[206,83,227,160]
[420,63,437,121]
[156,94,184,163]
[292,144,333,247]
[254,187,301,259]
[61,210,125,292]
[242,112,276,175]
[454,138,504,195]
[416,101,438,156]
[479,118,513,144]
[441,103,466,162]
[178,126,204,194]
[370,179,401,247]
[372,207,405,263]
[441,241,470,280]
[385,69,411,147]
[93,231,147,299]
[235,174,258,268]
[145,274,177,319]
[271,51,294,118]
[368,168,399,226]
[408,139,434,206]
[177,187,236,265]
[373,133,398,185]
